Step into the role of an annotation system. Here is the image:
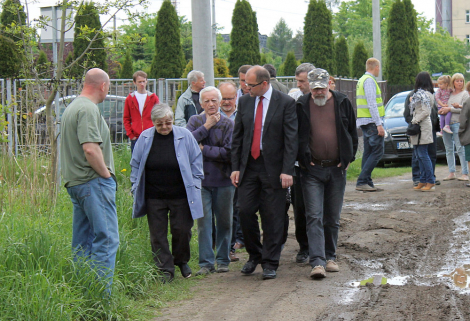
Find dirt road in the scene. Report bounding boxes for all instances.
[156,165,470,320]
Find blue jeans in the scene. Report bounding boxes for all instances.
[198,185,235,268]
[357,123,384,187]
[442,123,468,174]
[415,144,434,184]
[412,131,437,182]
[301,165,346,268]
[66,177,119,291]
[130,138,138,154]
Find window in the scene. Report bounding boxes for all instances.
[467,35,470,44]
[467,10,470,23]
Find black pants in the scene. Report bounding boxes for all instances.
[230,189,245,251]
[146,198,194,277]
[291,166,309,253]
[238,155,286,270]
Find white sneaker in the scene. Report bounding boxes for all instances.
[443,125,452,134]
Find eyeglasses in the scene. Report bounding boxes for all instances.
[245,81,265,88]
[155,121,173,127]
[221,97,236,101]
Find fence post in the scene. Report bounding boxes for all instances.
[158,78,164,103]
[6,79,13,156]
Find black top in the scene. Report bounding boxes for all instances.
[192,92,203,114]
[145,131,187,199]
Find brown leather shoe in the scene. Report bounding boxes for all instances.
[229,251,239,262]
[421,183,435,192]
[413,183,426,190]
[233,242,245,250]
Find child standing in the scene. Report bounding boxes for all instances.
[435,75,453,134]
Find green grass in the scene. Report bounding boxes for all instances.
[346,157,412,181]
[0,145,202,320]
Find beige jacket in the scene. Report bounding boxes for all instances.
[410,91,434,146]
[458,97,470,146]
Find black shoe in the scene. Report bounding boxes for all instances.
[262,268,277,280]
[241,261,258,274]
[178,263,192,278]
[159,272,174,284]
[435,180,441,185]
[296,251,309,264]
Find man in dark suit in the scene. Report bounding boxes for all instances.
[231,65,298,280]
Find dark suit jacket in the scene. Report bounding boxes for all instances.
[231,88,298,189]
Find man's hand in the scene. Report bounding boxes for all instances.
[131,137,137,141]
[337,162,350,170]
[377,125,385,137]
[199,143,204,151]
[204,112,221,130]
[231,171,240,187]
[280,173,293,188]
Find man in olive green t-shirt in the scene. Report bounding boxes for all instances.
[60,68,119,293]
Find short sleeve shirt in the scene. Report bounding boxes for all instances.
[60,96,115,187]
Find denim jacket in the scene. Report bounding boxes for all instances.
[130,125,204,219]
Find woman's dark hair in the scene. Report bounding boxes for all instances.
[414,71,434,94]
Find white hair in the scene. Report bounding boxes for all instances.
[199,86,222,104]
[187,70,204,84]
[151,103,174,122]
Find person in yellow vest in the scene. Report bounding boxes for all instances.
[355,58,385,192]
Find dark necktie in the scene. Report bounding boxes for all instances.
[251,96,264,159]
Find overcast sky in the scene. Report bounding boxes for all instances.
[28,0,435,36]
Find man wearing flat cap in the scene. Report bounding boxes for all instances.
[296,68,358,280]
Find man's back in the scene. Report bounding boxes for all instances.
[61,96,115,187]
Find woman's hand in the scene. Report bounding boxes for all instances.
[439,106,451,115]
[452,102,461,108]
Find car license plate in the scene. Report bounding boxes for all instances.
[397,142,412,149]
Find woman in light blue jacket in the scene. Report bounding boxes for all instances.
[130,103,203,283]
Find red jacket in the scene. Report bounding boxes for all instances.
[123,92,159,140]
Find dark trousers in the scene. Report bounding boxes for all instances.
[412,131,437,182]
[357,123,384,187]
[238,155,286,270]
[292,166,309,253]
[146,198,194,277]
[230,189,245,252]
[130,138,138,153]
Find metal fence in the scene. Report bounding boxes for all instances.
[2,76,389,156]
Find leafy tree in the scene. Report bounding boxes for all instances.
[386,0,410,85]
[303,0,334,73]
[419,27,470,77]
[228,0,259,76]
[120,50,134,78]
[335,36,350,77]
[180,16,193,62]
[403,0,420,82]
[352,41,368,79]
[119,13,157,64]
[291,29,303,60]
[260,53,267,65]
[150,0,185,78]
[281,51,298,76]
[250,9,261,65]
[36,50,49,78]
[0,35,21,78]
[214,58,230,77]
[0,0,26,40]
[72,1,108,78]
[267,18,293,58]
[216,34,231,61]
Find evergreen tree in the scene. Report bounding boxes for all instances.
[36,50,49,78]
[72,1,108,78]
[403,0,420,83]
[214,58,230,77]
[0,35,21,78]
[250,9,261,65]
[260,53,267,66]
[267,18,292,59]
[228,0,259,76]
[0,0,26,41]
[150,0,184,78]
[351,41,368,79]
[120,51,134,79]
[282,51,298,76]
[386,0,409,85]
[335,36,350,77]
[303,0,334,73]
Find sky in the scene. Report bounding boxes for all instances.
[27,0,436,37]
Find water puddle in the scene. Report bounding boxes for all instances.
[343,202,391,211]
[442,265,470,289]
[351,275,409,287]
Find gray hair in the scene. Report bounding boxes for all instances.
[295,63,316,76]
[151,103,174,122]
[187,70,204,84]
[218,81,238,91]
[199,86,222,104]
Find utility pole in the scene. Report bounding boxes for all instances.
[192,0,215,86]
[212,0,217,56]
[372,0,382,80]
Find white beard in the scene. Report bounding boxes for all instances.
[313,96,327,106]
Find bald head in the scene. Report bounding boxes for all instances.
[81,68,110,104]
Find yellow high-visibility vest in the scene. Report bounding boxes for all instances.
[356,74,384,118]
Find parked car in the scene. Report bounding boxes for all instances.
[380,91,446,164]
[35,95,127,143]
